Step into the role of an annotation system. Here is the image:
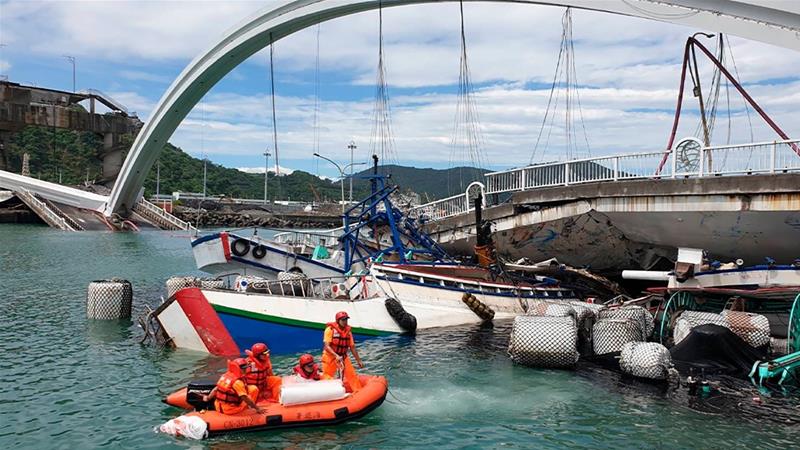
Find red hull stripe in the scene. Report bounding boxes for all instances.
[176,288,239,356]
[220,232,231,261]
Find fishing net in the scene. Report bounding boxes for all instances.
[598,305,654,339]
[508,316,579,368]
[619,342,672,380]
[592,318,643,355]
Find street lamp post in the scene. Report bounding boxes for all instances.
[347,141,357,203]
[62,55,76,92]
[313,152,366,213]
[263,150,271,204]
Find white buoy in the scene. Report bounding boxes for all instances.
[87,279,133,320]
[619,342,672,380]
[508,316,579,368]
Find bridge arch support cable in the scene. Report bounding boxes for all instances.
[106,0,800,216]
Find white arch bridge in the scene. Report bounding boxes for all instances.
[1,0,800,225]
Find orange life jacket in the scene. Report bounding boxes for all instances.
[327,322,352,356]
[215,372,244,406]
[245,356,273,389]
[293,363,321,380]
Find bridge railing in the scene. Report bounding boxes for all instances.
[410,139,800,222]
[485,139,800,196]
[407,182,484,221]
[135,198,197,232]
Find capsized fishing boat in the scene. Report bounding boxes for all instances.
[161,374,387,438]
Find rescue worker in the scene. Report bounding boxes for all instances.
[244,343,282,402]
[322,311,364,392]
[203,358,265,415]
[293,353,330,380]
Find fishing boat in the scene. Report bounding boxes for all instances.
[623,248,800,355]
[192,165,450,280]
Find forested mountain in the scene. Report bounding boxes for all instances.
[6,127,489,202]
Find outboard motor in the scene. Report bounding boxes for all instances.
[186,380,217,411]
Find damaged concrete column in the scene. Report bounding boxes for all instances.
[101,132,123,185]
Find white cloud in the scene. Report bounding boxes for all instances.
[237,165,296,176]
[4,0,800,172]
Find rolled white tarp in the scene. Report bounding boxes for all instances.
[279,378,347,406]
[621,270,670,281]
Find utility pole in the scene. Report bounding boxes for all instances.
[156,159,161,198]
[202,154,208,200]
[347,141,357,203]
[263,149,271,204]
[62,55,76,92]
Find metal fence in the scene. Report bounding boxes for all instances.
[411,139,800,222]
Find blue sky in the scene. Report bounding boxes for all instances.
[2,0,800,181]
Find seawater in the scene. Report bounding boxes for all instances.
[1,224,797,449]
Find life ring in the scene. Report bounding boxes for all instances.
[252,244,267,259]
[231,238,251,257]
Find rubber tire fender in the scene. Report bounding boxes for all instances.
[252,244,267,259]
[385,298,417,333]
[231,238,251,257]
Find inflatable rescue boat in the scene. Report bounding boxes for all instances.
[163,375,387,436]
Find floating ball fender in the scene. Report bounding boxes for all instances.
[196,277,224,290]
[252,244,267,259]
[598,305,654,339]
[384,298,417,333]
[231,238,251,257]
[165,276,197,299]
[461,293,495,321]
[87,278,133,320]
[592,318,643,355]
[619,342,672,380]
[508,315,579,368]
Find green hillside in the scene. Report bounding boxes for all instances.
[141,143,371,202]
[352,165,489,201]
[5,126,489,202]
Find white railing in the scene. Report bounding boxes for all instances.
[273,227,343,248]
[16,190,75,231]
[135,198,197,232]
[485,139,800,196]
[412,139,800,222]
[408,182,485,221]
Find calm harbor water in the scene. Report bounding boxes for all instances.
[1,224,798,449]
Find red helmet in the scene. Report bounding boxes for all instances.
[299,354,314,365]
[335,311,350,321]
[250,342,268,356]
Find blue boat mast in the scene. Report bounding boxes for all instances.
[340,155,452,273]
